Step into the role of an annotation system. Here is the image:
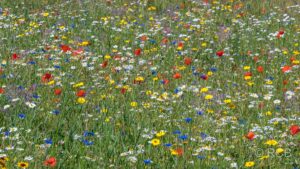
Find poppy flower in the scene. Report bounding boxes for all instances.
[60,44,71,52]
[134,48,142,56]
[245,131,255,140]
[42,73,52,83]
[184,57,192,65]
[163,79,169,85]
[54,88,62,95]
[173,73,181,79]
[244,72,252,77]
[290,125,300,136]
[121,88,127,94]
[281,65,291,73]
[76,90,86,97]
[0,88,4,94]
[178,42,184,48]
[12,53,20,60]
[257,66,264,73]
[175,148,184,156]
[101,60,108,68]
[216,50,224,57]
[44,157,57,167]
[276,30,284,38]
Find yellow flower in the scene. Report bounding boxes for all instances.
[170,149,179,155]
[146,90,152,95]
[130,102,138,107]
[265,140,278,146]
[244,76,251,80]
[224,99,232,104]
[201,42,207,47]
[276,148,284,154]
[265,111,272,116]
[156,130,166,137]
[200,87,208,93]
[135,76,144,82]
[207,71,213,76]
[243,66,251,70]
[77,97,86,104]
[266,80,273,85]
[17,162,29,168]
[205,94,213,100]
[247,81,254,86]
[259,155,269,160]
[73,82,84,88]
[104,54,111,59]
[151,138,160,146]
[47,80,55,85]
[244,161,255,167]
[42,12,49,17]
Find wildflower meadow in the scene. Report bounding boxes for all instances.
[0,0,300,168]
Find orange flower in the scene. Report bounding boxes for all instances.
[173,73,181,79]
[44,157,57,167]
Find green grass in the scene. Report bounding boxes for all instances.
[0,0,300,168]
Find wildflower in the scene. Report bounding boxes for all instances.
[151,138,161,146]
[54,88,62,95]
[42,73,52,83]
[143,159,152,165]
[60,44,71,52]
[200,87,208,93]
[12,53,20,60]
[77,97,86,104]
[276,148,284,154]
[257,66,264,73]
[173,73,182,79]
[290,125,300,136]
[259,155,269,160]
[265,111,272,116]
[134,48,141,56]
[17,162,29,168]
[184,57,192,65]
[244,161,255,167]
[216,50,224,57]
[76,90,86,97]
[245,131,255,140]
[0,87,4,94]
[265,140,278,146]
[205,94,213,100]
[44,157,57,167]
[156,130,166,137]
[73,82,84,88]
[281,65,291,73]
[130,102,137,107]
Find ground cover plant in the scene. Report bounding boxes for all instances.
[0,0,300,168]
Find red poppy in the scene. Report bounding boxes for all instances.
[134,48,141,56]
[42,73,52,83]
[257,66,264,73]
[173,73,181,79]
[61,45,71,52]
[44,157,57,167]
[290,57,296,62]
[101,60,108,68]
[113,55,121,61]
[290,125,300,136]
[283,79,289,85]
[244,72,252,77]
[0,87,4,94]
[163,79,169,85]
[121,88,126,94]
[76,90,86,97]
[281,65,291,73]
[184,57,192,65]
[216,50,224,57]
[175,148,184,156]
[12,53,20,60]
[54,89,62,95]
[178,42,184,48]
[245,131,255,140]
